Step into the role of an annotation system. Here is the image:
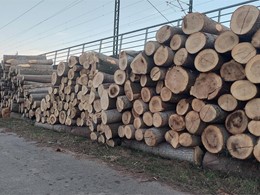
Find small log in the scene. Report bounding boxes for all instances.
[214,30,239,53]
[100,90,116,110]
[202,125,229,154]
[168,114,185,131]
[155,81,164,94]
[133,99,149,115]
[140,75,157,87]
[114,69,127,85]
[57,62,69,76]
[194,49,224,72]
[245,98,260,120]
[130,52,154,74]
[144,41,161,56]
[22,75,51,83]
[251,29,260,48]
[150,67,167,81]
[156,25,183,44]
[153,45,174,66]
[116,95,132,112]
[118,125,125,138]
[185,32,216,54]
[90,132,99,141]
[185,111,206,135]
[217,94,238,112]
[104,123,122,139]
[144,127,168,146]
[199,104,227,123]
[165,130,181,148]
[28,59,53,65]
[225,110,248,135]
[97,83,112,97]
[190,73,224,100]
[122,111,134,125]
[124,80,141,101]
[133,117,147,129]
[93,72,114,88]
[149,96,175,113]
[231,80,258,101]
[141,87,156,103]
[68,56,79,68]
[245,55,260,84]
[173,48,195,68]
[108,83,124,98]
[179,132,201,147]
[220,60,245,82]
[125,125,136,139]
[119,50,140,70]
[93,99,102,113]
[176,98,192,116]
[232,42,256,64]
[230,5,260,36]
[254,138,260,162]
[165,66,197,94]
[160,87,186,103]
[101,109,122,124]
[91,52,119,74]
[227,134,256,160]
[182,12,228,35]
[248,120,260,136]
[135,128,147,141]
[143,111,154,127]
[153,111,175,128]
[106,138,122,147]
[170,34,187,51]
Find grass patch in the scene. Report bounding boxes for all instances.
[0,118,259,194]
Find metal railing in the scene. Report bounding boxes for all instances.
[42,0,260,65]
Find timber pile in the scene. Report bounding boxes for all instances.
[0,55,54,116]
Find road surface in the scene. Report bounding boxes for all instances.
[0,129,189,195]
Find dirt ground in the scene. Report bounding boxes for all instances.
[0,117,259,195]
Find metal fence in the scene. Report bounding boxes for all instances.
[42,0,260,65]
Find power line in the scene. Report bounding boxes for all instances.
[146,0,171,23]
[0,0,45,31]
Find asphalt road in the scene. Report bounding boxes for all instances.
[0,129,189,195]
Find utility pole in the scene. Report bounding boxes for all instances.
[188,0,193,13]
[113,0,120,57]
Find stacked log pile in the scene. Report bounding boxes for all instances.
[0,55,54,116]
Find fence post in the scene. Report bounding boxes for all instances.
[67,48,71,61]
[218,10,221,23]
[119,34,123,52]
[82,44,85,53]
[144,28,148,45]
[99,39,103,53]
[54,51,57,65]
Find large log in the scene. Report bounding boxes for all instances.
[22,75,52,83]
[231,42,256,64]
[182,12,228,35]
[220,60,245,82]
[202,125,229,154]
[230,80,258,101]
[230,5,260,36]
[130,52,154,74]
[199,104,227,123]
[194,49,224,72]
[245,55,260,84]
[144,127,168,146]
[185,32,216,54]
[225,110,248,135]
[173,48,194,68]
[153,45,174,67]
[101,109,122,124]
[165,66,197,94]
[156,25,183,44]
[185,111,206,135]
[190,73,225,100]
[245,98,260,120]
[227,134,256,160]
[170,34,187,51]
[214,30,239,53]
[217,94,238,112]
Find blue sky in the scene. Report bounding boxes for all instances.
[0,0,258,56]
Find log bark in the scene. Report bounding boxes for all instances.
[153,45,174,66]
[165,66,197,94]
[232,42,256,64]
[185,32,216,54]
[119,50,140,70]
[17,65,53,75]
[214,31,239,53]
[245,98,260,120]
[248,120,260,136]
[116,95,132,112]
[179,132,201,147]
[199,104,227,123]
[153,111,175,128]
[245,55,260,84]
[185,111,206,135]
[141,87,156,103]
[101,109,122,124]
[130,52,154,74]
[227,134,256,160]
[144,41,161,56]
[93,72,114,88]
[170,34,187,51]
[225,110,248,135]
[173,48,195,68]
[91,52,119,74]
[149,96,175,113]
[106,138,122,147]
[104,123,122,139]
[100,90,116,110]
[231,80,258,101]
[230,5,260,36]
[144,127,168,146]
[217,94,238,112]
[22,75,52,83]
[251,29,260,48]
[156,25,183,44]
[124,80,141,101]
[182,12,228,35]
[220,60,245,82]
[168,114,185,131]
[202,125,229,154]
[190,73,223,100]
[194,49,224,72]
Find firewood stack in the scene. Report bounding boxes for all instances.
[0,55,54,116]
[116,5,260,163]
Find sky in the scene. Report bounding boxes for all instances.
[0,0,259,57]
